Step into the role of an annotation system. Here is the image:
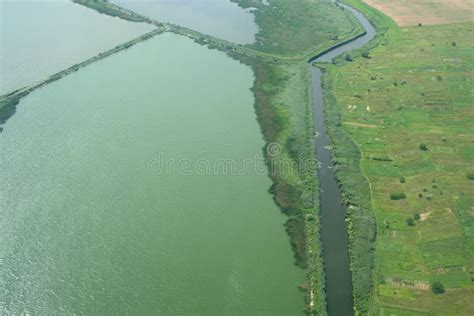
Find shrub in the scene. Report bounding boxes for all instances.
[345,54,353,62]
[399,176,406,183]
[414,213,421,220]
[419,143,428,151]
[362,51,370,58]
[467,173,474,180]
[390,192,406,200]
[406,218,416,226]
[432,281,445,294]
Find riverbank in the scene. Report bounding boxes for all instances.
[317,1,393,313]
[322,0,474,314]
[310,2,378,314]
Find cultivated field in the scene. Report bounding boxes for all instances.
[324,18,474,314]
[364,0,474,26]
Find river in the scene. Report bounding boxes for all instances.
[0,33,304,314]
[310,4,376,315]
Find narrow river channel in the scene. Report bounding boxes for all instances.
[310,3,376,315]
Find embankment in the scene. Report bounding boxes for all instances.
[0,28,164,131]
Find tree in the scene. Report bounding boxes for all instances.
[390,192,406,200]
[432,281,445,294]
[419,143,428,151]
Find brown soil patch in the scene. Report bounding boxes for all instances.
[364,0,474,26]
[387,277,430,290]
[420,211,431,221]
[343,121,378,128]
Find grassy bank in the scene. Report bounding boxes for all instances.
[233,0,364,59]
[322,0,474,313]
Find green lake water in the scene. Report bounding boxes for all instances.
[0,33,304,315]
[0,0,153,95]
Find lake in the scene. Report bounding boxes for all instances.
[0,32,304,315]
[0,0,154,95]
[111,0,258,44]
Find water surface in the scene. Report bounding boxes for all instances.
[111,0,258,44]
[0,0,154,95]
[310,3,375,315]
[0,33,304,315]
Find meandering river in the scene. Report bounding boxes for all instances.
[310,4,376,315]
[0,33,304,314]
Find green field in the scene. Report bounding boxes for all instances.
[324,0,474,313]
[234,0,363,58]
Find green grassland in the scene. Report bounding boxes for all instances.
[323,1,474,313]
[233,0,363,58]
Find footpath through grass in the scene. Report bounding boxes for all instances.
[323,0,474,313]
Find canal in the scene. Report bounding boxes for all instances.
[310,3,376,315]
